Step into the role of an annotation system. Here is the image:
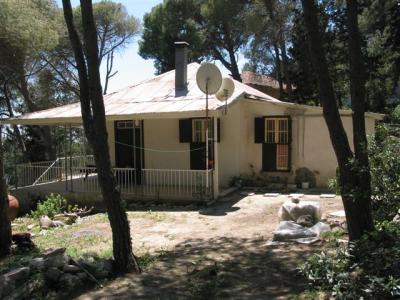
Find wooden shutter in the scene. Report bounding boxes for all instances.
[179,119,192,143]
[262,143,276,171]
[254,117,265,143]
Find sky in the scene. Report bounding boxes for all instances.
[56,0,245,93]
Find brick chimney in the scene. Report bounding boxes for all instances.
[175,41,189,92]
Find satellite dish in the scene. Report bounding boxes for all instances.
[196,63,222,94]
[216,77,235,101]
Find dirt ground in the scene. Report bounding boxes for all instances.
[76,192,344,300]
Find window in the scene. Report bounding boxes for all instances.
[192,119,213,143]
[260,117,291,171]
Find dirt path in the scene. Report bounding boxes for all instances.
[77,193,343,299]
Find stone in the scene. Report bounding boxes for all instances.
[76,272,88,281]
[8,194,19,222]
[12,233,35,250]
[2,267,30,284]
[297,215,314,227]
[52,220,66,227]
[27,224,36,230]
[29,257,46,271]
[40,216,53,229]
[63,264,81,274]
[58,273,82,291]
[53,214,77,225]
[43,248,67,268]
[44,267,63,286]
[80,258,114,279]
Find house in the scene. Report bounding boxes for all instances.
[241,70,290,99]
[3,42,383,204]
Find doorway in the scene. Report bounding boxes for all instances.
[114,120,144,184]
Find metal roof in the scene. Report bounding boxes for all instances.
[2,62,383,125]
[3,63,282,125]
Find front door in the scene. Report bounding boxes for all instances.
[115,120,144,184]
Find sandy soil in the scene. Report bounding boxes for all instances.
[77,192,344,300]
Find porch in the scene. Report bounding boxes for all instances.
[14,156,214,201]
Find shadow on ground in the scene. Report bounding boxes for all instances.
[77,236,313,300]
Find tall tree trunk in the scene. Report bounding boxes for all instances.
[273,43,284,99]
[0,127,12,258]
[346,0,373,230]
[62,0,139,273]
[279,41,293,101]
[228,49,241,82]
[301,0,374,240]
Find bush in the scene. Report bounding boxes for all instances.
[300,221,400,299]
[327,167,340,195]
[30,193,67,219]
[295,167,316,188]
[369,125,400,221]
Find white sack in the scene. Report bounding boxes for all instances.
[278,201,321,223]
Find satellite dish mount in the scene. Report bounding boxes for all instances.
[196,63,222,190]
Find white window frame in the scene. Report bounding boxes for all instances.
[264,117,290,171]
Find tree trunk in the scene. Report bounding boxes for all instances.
[0,127,12,258]
[301,0,374,240]
[62,0,139,273]
[273,43,284,99]
[279,41,293,101]
[346,0,374,233]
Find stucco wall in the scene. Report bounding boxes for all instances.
[143,118,190,169]
[105,102,377,189]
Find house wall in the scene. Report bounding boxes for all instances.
[216,100,377,188]
[143,118,190,169]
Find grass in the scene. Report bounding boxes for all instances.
[127,210,173,222]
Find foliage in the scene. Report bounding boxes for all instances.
[391,104,400,123]
[300,221,400,299]
[369,125,400,221]
[294,167,316,187]
[30,193,67,219]
[327,167,340,194]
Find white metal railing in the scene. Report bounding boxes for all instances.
[15,159,213,200]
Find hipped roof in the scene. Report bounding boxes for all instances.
[2,62,383,125]
[3,63,282,125]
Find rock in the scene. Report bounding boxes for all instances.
[27,224,36,230]
[44,267,63,286]
[54,214,77,225]
[63,264,81,274]
[52,220,66,227]
[43,248,67,268]
[58,273,82,291]
[76,272,88,281]
[1,267,30,284]
[7,194,19,222]
[80,258,114,279]
[297,215,314,227]
[40,216,53,229]
[29,257,46,271]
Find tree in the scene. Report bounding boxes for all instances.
[62,0,140,273]
[301,0,374,240]
[198,0,249,81]
[139,0,249,80]
[74,1,140,94]
[0,127,11,258]
[139,0,207,74]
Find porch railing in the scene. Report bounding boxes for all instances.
[15,158,213,200]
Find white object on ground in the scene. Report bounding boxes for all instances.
[272,221,331,244]
[320,194,336,198]
[264,193,280,197]
[329,210,346,218]
[278,201,321,222]
[289,193,304,198]
[240,192,255,196]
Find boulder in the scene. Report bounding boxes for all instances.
[43,248,67,268]
[40,216,53,229]
[53,214,77,225]
[297,215,314,227]
[58,273,82,291]
[63,264,81,274]
[29,257,46,271]
[278,201,321,223]
[44,267,63,286]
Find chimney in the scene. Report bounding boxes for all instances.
[175,41,189,92]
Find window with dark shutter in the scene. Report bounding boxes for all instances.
[260,116,291,171]
[179,119,192,143]
[254,117,265,143]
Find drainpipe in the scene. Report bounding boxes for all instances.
[213,117,219,199]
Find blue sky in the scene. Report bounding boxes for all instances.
[57,0,244,93]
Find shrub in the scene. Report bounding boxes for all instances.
[295,167,316,188]
[300,221,400,299]
[327,167,340,195]
[369,125,400,221]
[30,193,67,219]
